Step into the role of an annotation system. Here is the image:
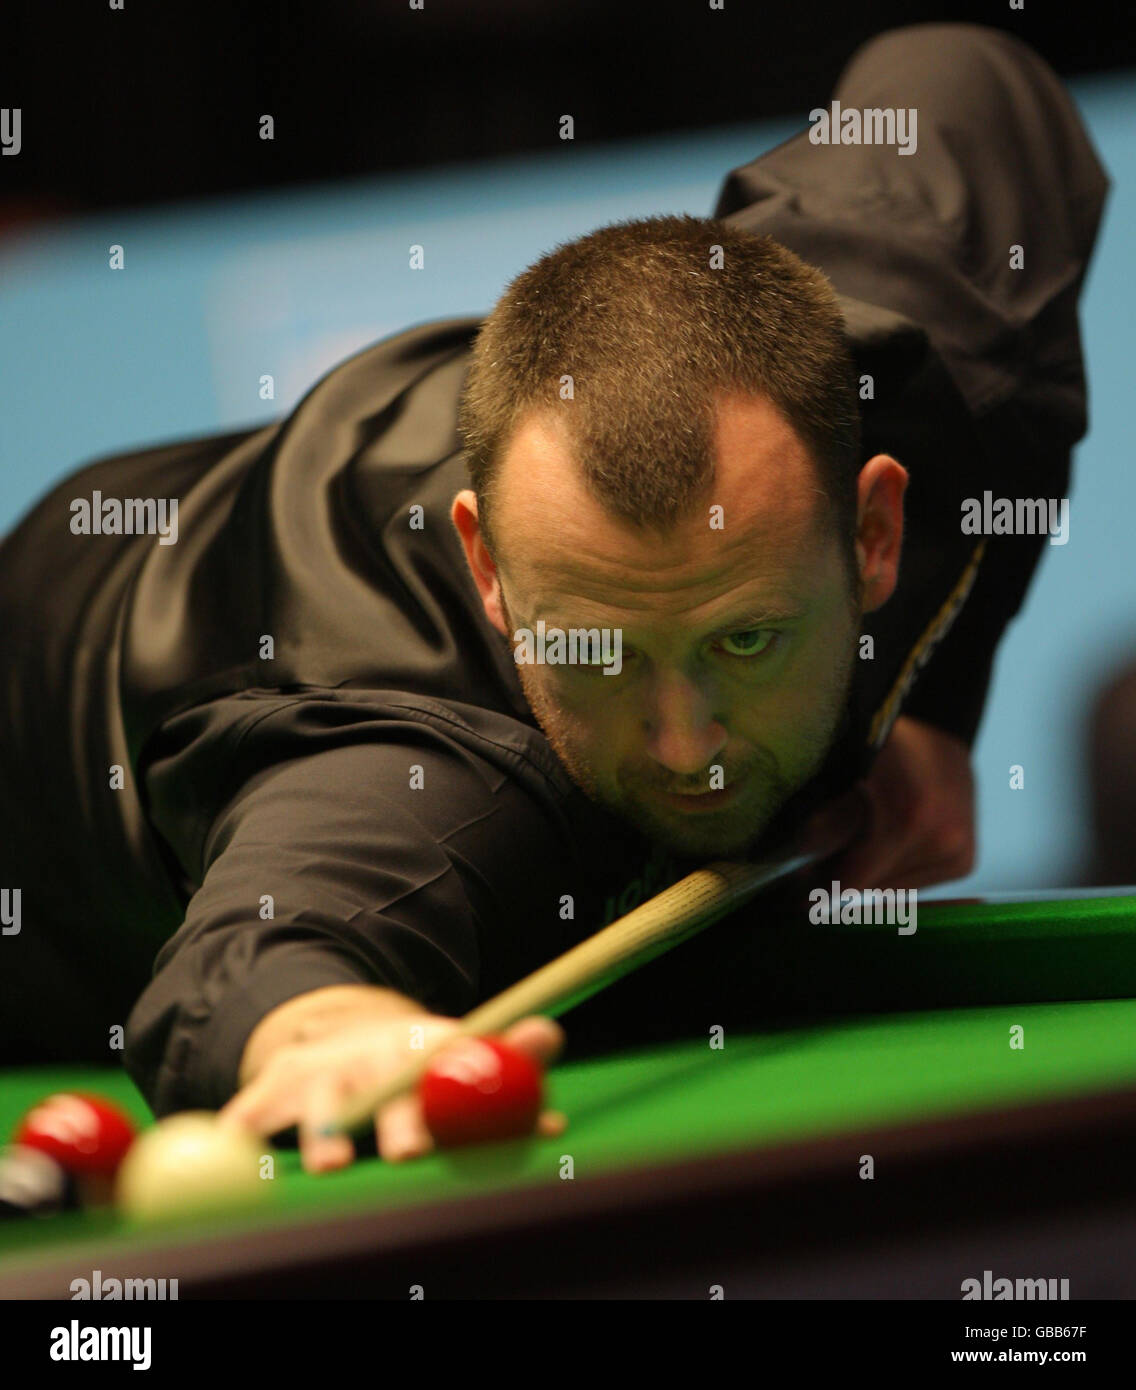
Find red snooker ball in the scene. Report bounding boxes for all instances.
[419,1037,543,1149]
[13,1093,136,1179]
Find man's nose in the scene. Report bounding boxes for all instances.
[642,672,727,777]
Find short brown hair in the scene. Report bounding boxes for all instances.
[458,214,861,561]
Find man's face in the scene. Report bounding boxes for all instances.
[460,395,870,858]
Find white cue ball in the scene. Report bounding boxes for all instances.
[115,1112,267,1222]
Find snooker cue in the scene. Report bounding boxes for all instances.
[335,792,865,1135]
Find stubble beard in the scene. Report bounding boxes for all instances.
[513,637,859,859]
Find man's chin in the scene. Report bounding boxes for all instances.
[621,801,777,860]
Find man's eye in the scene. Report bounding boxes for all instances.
[566,648,630,675]
[720,629,776,658]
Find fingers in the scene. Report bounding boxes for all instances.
[376,1092,434,1163]
[379,1103,568,1162]
[830,830,973,893]
[298,1072,357,1174]
[537,1110,568,1139]
[378,1018,567,1162]
[822,750,975,891]
[222,1014,567,1171]
[501,1015,565,1068]
[219,1051,307,1138]
[825,715,976,891]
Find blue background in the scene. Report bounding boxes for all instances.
[2,72,1133,896]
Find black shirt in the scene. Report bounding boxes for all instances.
[0,23,1108,1112]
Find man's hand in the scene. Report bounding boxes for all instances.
[820,714,976,890]
[220,996,566,1171]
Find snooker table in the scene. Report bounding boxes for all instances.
[2,887,1136,1301]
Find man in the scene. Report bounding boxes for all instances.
[0,24,1108,1170]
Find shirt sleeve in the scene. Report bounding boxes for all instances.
[123,692,579,1115]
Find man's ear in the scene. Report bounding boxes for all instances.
[451,489,509,635]
[855,455,907,613]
